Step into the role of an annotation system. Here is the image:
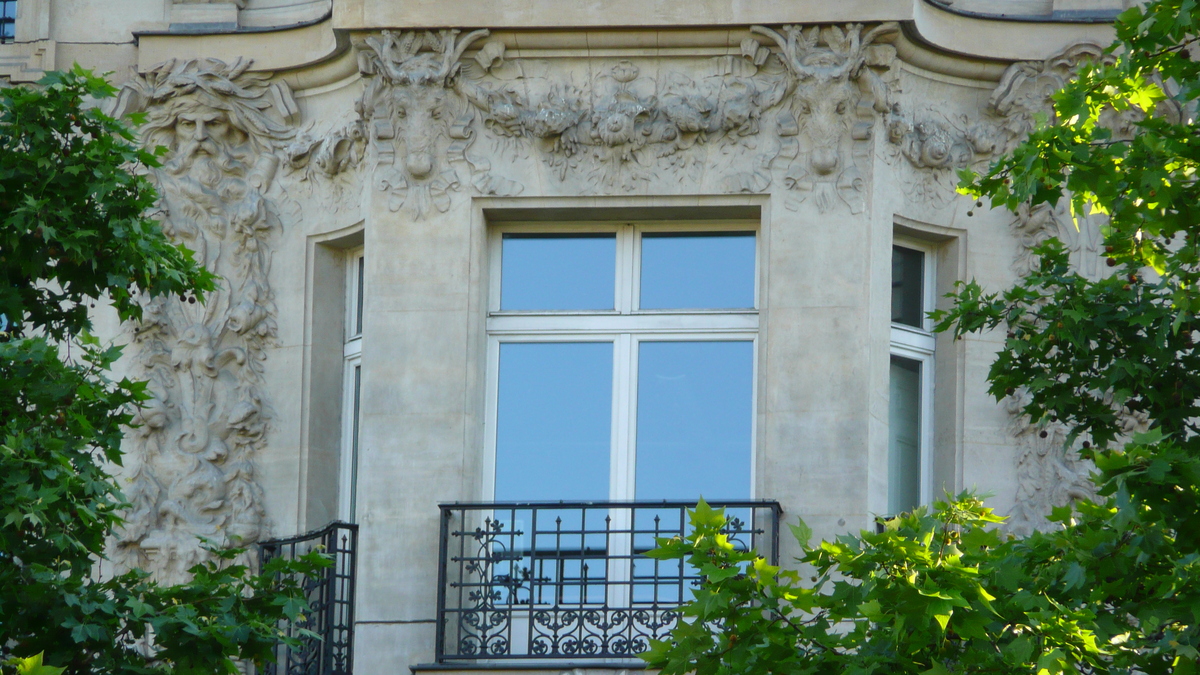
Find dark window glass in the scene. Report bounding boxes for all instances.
[891,245,925,328]
[494,342,613,501]
[640,232,755,309]
[354,255,365,335]
[501,234,616,310]
[349,364,361,522]
[888,356,921,515]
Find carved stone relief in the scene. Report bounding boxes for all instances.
[753,23,898,213]
[1006,391,1149,536]
[109,58,295,584]
[883,43,1108,205]
[460,49,792,195]
[988,43,1111,153]
[353,29,523,218]
[882,107,1002,206]
[1004,395,1099,536]
[313,23,901,216]
[284,118,368,212]
[1010,200,1107,278]
[1003,198,1115,532]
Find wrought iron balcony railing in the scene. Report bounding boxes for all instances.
[436,500,781,663]
[259,521,358,675]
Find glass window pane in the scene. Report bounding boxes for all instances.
[501,234,616,310]
[635,341,753,500]
[640,232,755,310]
[888,356,922,515]
[349,365,361,522]
[354,255,365,335]
[495,342,613,501]
[892,245,925,328]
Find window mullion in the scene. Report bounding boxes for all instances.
[920,356,935,506]
[616,224,636,314]
[611,333,636,501]
[608,333,636,609]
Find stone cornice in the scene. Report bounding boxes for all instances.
[128,9,1114,90]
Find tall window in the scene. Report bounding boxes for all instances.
[339,250,364,522]
[0,0,15,44]
[889,241,935,515]
[485,223,758,503]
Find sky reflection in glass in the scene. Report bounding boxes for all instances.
[494,342,613,502]
[501,234,616,310]
[635,341,753,500]
[640,233,755,309]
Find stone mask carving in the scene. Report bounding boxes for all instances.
[109,57,295,583]
[753,23,898,213]
[357,29,494,216]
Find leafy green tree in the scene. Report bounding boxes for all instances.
[642,2,1200,675]
[0,67,325,675]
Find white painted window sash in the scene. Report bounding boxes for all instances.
[483,222,760,503]
[339,248,365,523]
[890,238,936,510]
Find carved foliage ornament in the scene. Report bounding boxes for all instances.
[754,23,898,213]
[354,29,520,217]
[109,57,295,583]
[321,24,899,216]
[883,43,1112,203]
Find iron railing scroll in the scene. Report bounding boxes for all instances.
[436,500,781,662]
[259,521,358,675]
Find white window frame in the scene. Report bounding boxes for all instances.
[482,221,760,504]
[890,237,936,510]
[338,248,364,523]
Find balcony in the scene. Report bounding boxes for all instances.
[435,501,781,663]
[259,521,359,675]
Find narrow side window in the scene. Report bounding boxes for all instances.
[888,242,935,515]
[340,250,364,522]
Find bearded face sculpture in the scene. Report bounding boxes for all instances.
[108,58,293,583]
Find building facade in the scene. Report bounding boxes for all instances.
[2,1,1127,673]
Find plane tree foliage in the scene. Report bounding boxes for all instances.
[641,3,1200,675]
[0,67,326,675]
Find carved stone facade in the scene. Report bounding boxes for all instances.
[109,58,295,584]
[339,23,900,212]
[2,0,1139,666]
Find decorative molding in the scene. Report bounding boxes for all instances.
[1006,392,1149,536]
[0,39,56,84]
[109,58,296,584]
[354,29,522,218]
[1005,395,1098,537]
[883,42,1108,205]
[882,106,1001,206]
[464,52,790,193]
[987,43,1110,154]
[283,118,367,212]
[339,23,899,216]
[1010,200,1107,278]
[754,23,899,214]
